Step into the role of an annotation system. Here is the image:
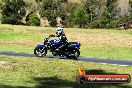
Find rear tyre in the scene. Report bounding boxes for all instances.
[67,49,80,60]
[34,47,47,57]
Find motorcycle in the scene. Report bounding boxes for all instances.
[34,35,81,60]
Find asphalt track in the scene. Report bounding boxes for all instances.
[0,51,132,66]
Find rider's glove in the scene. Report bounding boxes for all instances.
[50,35,55,37]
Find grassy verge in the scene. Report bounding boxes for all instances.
[0,24,132,60]
[0,56,132,88]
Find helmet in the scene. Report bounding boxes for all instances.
[56,27,64,36]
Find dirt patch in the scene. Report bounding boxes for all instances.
[0,61,12,69]
[0,40,38,47]
[67,32,132,47]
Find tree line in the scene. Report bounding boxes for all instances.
[0,0,131,29]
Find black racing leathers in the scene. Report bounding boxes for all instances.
[57,33,68,44]
[56,33,68,54]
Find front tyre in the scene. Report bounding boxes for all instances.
[34,47,47,57]
[67,49,80,60]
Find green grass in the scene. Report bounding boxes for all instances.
[81,44,132,59]
[0,24,132,60]
[0,45,33,53]
[0,24,131,88]
[0,56,132,88]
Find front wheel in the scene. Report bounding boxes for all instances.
[34,47,47,57]
[74,49,80,60]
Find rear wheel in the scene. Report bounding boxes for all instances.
[67,49,80,60]
[34,47,47,57]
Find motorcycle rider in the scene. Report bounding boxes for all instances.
[50,26,68,56]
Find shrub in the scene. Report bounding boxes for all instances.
[99,18,110,28]
[106,21,119,28]
[27,13,40,26]
[91,20,100,28]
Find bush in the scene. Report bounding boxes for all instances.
[98,18,110,28]
[27,13,40,26]
[106,21,119,28]
[91,20,100,28]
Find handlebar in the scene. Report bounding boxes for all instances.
[43,35,55,40]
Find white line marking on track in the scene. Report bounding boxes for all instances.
[101,63,107,64]
[111,64,129,66]
[101,63,129,66]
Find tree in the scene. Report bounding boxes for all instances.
[59,2,78,27]
[39,0,59,27]
[129,0,132,8]
[57,0,68,3]
[35,0,42,3]
[25,11,34,23]
[69,7,88,28]
[83,0,99,27]
[94,0,119,28]
[1,0,26,24]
